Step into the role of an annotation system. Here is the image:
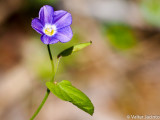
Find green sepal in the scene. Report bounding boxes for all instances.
[46,80,94,115]
[57,41,92,58]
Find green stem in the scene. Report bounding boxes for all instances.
[48,44,55,83]
[30,44,58,120]
[47,44,54,76]
[54,57,61,80]
[30,89,50,120]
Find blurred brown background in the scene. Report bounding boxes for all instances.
[1,0,160,120]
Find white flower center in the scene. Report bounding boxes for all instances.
[44,24,56,36]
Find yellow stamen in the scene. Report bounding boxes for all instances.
[45,28,55,36]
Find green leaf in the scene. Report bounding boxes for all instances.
[46,80,94,115]
[57,41,92,58]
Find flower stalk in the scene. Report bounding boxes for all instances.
[30,89,50,120]
[30,45,56,120]
[30,5,94,119]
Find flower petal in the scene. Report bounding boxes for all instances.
[41,35,59,44]
[31,18,44,34]
[39,5,54,25]
[53,10,72,29]
[54,26,73,43]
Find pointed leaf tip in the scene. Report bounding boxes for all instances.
[57,41,92,58]
[46,80,94,115]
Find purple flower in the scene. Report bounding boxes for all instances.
[31,5,73,44]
